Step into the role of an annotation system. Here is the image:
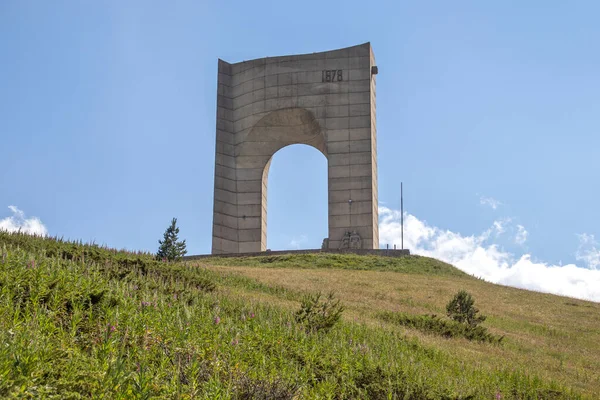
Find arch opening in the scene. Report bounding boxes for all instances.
[264,144,328,250]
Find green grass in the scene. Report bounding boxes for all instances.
[202,253,467,277]
[0,231,590,398]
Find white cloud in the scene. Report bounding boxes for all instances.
[576,234,600,270]
[492,218,510,236]
[0,206,48,236]
[289,234,308,250]
[379,206,600,302]
[479,195,502,210]
[515,225,528,245]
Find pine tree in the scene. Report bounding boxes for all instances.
[446,290,487,327]
[156,218,187,261]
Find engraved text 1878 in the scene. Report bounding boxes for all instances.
[322,70,343,82]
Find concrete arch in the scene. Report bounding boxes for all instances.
[237,107,326,162]
[212,43,379,254]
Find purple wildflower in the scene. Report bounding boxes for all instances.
[249,312,255,319]
[214,316,221,325]
[231,338,239,346]
[358,343,369,354]
[495,393,502,400]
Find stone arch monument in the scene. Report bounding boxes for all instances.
[212,43,379,254]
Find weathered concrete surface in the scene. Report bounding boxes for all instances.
[212,43,379,254]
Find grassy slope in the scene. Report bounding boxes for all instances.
[203,254,600,397]
[0,233,597,399]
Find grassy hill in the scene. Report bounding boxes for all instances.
[1,232,599,399]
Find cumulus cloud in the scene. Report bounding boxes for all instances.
[479,195,502,210]
[0,206,48,236]
[576,234,600,270]
[379,206,600,302]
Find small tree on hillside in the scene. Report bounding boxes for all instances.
[446,290,486,327]
[156,218,187,262]
[295,292,344,334]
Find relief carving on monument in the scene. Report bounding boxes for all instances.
[350,230,362,249]
[339,230,362,250]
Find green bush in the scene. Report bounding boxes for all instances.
[446,290,486,327]
[232,374,298,400]
[378,312,503,344]
[295,292,344,334]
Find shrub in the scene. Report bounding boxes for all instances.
[377,312,503,344]
[446,290,486,327]
[232,374,298,400]
[295,292,344,334]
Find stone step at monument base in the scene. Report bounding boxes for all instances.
[183,248,410,261]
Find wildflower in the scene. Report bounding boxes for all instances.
[249,312,255,319]
[231,338,239,346]
[495,393,502,400]
[141,301,152,307]
[354,343,369,354]
[108,324,117,334]
[214,316,221,325]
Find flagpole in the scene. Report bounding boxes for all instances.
[401,182,404,250]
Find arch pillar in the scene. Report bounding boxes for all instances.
[212,43,379,254]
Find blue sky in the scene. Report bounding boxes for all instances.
[1,2,599,299]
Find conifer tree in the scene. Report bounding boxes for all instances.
[446,290,487,327]
[156,218,187,261]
